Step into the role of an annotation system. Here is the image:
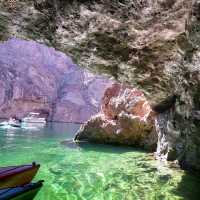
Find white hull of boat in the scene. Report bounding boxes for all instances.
[0,121,8,126]
[0,121,21,128]
[22,118,46,124]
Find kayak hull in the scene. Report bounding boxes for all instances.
[0,163,40,189]
[0,181,43,200]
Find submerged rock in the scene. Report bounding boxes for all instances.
[0,0,200,171]
[0,38,112,123]
[75,83,157,151]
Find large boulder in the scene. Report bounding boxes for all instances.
[75,83,157,151]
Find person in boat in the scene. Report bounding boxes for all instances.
[8,116,21,127]
[15,116,22,123]
[8,116,16,124]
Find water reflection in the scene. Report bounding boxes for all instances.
[0,122,81,151]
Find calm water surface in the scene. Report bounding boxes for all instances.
[0,123,200,200]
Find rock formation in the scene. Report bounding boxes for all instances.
[0,0,200,171]
[75,83,157,151]
[0,38,112,123]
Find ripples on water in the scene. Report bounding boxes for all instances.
[0,123,200,200]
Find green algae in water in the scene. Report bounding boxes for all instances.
[0,123,200,200]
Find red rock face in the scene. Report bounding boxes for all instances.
[101,83,153,119]
[0,39,113,122]
[75,83,157,150]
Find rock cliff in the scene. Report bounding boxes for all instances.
[0,38,112,122]
[0,0,200,171]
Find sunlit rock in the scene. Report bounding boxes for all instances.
[75,83,157,150]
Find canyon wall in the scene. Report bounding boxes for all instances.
[0,0,200,171]
[0,38,112,122]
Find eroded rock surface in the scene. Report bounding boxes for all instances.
[75,83,157,150]
[0,38,112,122]
[0,0,191,101]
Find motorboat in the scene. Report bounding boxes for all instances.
[0,119,21,128]
[0,121,8,127]
[21,113,46,124]
[8,118,21,128]
[0,180,43,200]
[0,162,40,189]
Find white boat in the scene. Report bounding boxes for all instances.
[0,121,8,126]
[22,112,46,124]
[8,118,21,127]
[0,119,21,128]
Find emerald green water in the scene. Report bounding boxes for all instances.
[0,123,200,200]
